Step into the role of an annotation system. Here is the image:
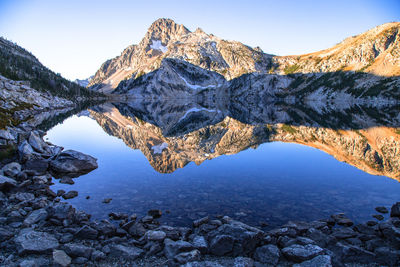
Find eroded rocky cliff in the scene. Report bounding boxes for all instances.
[88,19,400,97]
[88,18,273,92]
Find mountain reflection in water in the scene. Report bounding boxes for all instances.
[88,98,400,181]
[45,97,400,228]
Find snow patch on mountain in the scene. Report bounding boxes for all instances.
[150,40,168,53]
[178,73,218,91]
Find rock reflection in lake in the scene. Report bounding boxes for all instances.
[46,98,400,228]
[91,98,400,180]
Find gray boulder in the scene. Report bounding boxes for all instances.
[233,257,254,267]
[181,261,225,267]
[28,131,50,154]
[0,175,17,190]
[23,208,48,226]
[331,242,375,264]
[18,141,41,162]
[14,229,59,255]
[91,250,106,261]
[145,230,166,241]
[209,234,235,256]
[293,255,332,267]
[208,220,264,256]
[95,220,116,236]
[14,192,35,202]
[47,202,75,221]
[109,244,144,260]
[62,190,78,199]
[2,162,21,177]
[63,243,93,259]
[375,206,388,214]
[0,227,14,242]
[193,216,209,227]
[391,202,400,217]
[254,244,280,265]
[74,225,98,239]
[0,129,15,140]
[331,227,357,239]
[18,259,39,267]
[174,249,201,264]
[164,238,195,259]
[128,222,147,237]
[281,244,324,263]
[375,246,400,266]
[53,250,71,267]
[193,235,208,254]
[50,150,98,176]
[0,228,14,242]
[233,257,255,267]
[24,159,49,175]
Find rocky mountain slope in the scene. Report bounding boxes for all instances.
[0,75,74,130]
[0,37,101,100]
[88,18,273,93]
[88,19,400,96]
[275,22,400,76]
[88,101,400,181]
[113,57,400,106]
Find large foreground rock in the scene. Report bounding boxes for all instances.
[14,229,59,255]
[50,150,98,176]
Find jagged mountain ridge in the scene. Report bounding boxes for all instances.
[88,18,274,92]
[113,58,400,104]
[275,22,400,76]
[89,19,400,94]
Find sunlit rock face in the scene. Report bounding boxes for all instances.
[89,18,400,95]
[89,18,273,93]
[88,98,400,181]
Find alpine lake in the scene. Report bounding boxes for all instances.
[42,99,400,230]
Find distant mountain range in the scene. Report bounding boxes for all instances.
[88,18,400,97]
[74,76,93,87]
[0,19,399,101]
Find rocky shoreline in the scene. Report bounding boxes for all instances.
[0,128,400,267]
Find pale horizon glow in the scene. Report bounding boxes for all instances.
[0,0,399,80]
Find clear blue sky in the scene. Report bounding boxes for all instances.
[0,0,398,80]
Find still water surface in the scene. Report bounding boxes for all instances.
[45,107,400,228]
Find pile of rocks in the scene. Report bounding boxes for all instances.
[15,130,98,178]
[0,129,399,266]
[1,163,400,267]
